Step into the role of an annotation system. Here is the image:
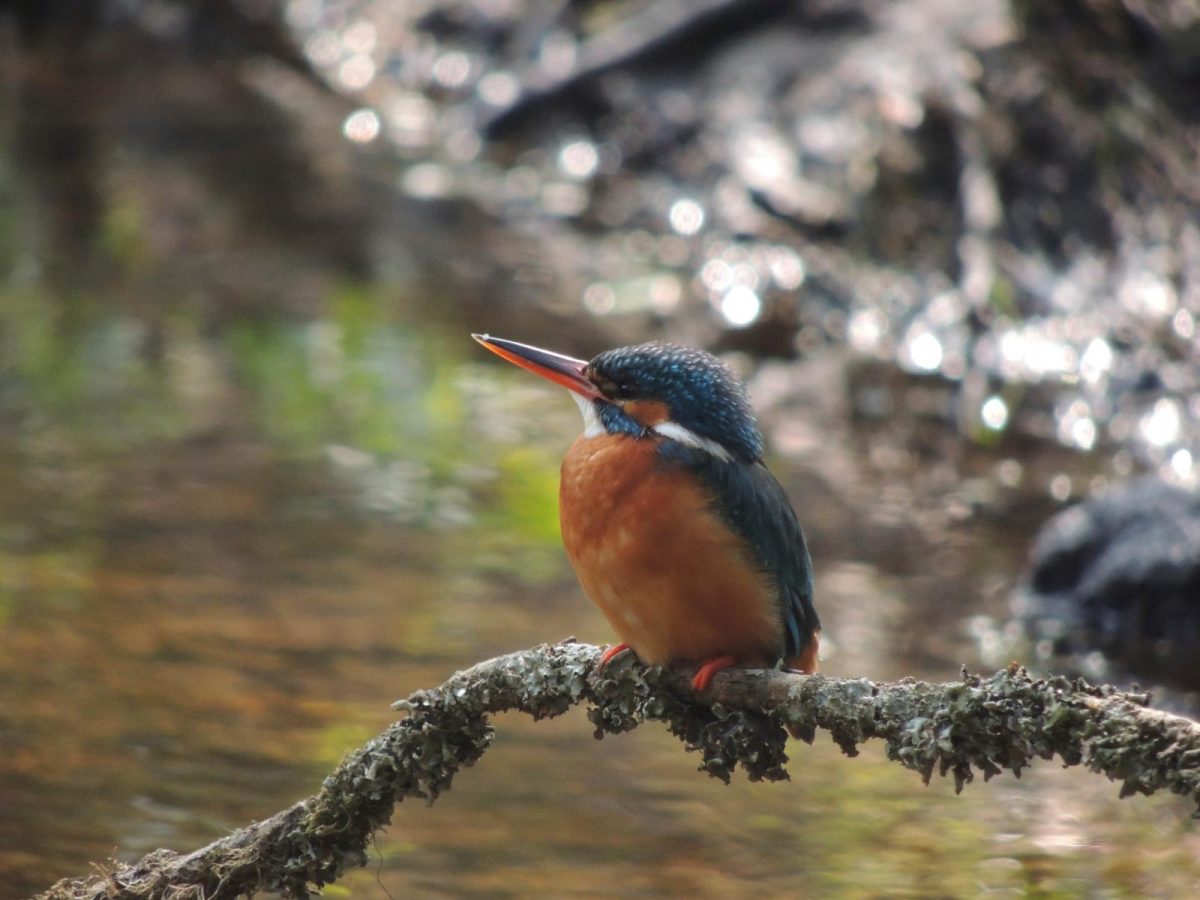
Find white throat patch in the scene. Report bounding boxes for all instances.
[572,393,605,438]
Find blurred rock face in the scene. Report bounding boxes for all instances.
[281,0,1200,475]
[1016,477,1200,688]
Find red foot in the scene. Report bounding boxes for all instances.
[598,642,632,670]
[691,655,737,692]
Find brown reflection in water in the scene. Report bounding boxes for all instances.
[0,427,504,890]
[4,364,1200,897]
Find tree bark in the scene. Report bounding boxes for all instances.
[38,640,1200,900]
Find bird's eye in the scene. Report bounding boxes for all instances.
[612,382,636,400]
[591,373,635,400]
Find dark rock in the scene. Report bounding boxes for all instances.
[1016,476,1200,688]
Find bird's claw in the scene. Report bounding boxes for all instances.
[597,642,633,671]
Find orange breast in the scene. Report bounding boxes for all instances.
[559,433,782,666]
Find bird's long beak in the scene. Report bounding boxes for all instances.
[472,334,605,401]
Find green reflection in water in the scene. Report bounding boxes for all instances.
[222,284,565,551]
[99,189,151,274]
[3,142,1196,895]
[226,285,432,458]
[0,268,579,893]
[0,267,561,552]
[493,447,563,544]
[0,288,192,450]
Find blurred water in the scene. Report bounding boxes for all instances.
[7,293,1199,896]
[1,7,1199,899]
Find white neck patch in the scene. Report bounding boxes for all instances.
[571,394,734,462]
[652,421,734,462]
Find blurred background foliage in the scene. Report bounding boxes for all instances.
[1,0,1198,896]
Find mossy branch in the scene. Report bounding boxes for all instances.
[38,640,1200,900]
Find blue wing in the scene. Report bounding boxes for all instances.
[657,443,818,661]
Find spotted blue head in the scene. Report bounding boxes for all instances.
[473,335,764,463]
[584,342,764,462]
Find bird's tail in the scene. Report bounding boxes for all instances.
[789,629,820,674]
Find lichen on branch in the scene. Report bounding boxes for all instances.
[38,640,1200,900]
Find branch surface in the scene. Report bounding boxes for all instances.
[38,641,1200,900]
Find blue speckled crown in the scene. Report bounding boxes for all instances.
[589,342,764,462]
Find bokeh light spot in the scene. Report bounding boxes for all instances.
[1140,398,1181,447]
[1049,473,1072,501]
[478,71,520,107]
[558,140,599,180]
[343,108,381,143]
[337,54,376,91]
[907,330,944,372]
[981,396,1008,431]
[432,51,473,89]
[720,286,761,327]
[668,199,705,235]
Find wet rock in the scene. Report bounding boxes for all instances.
[1015,477,1200,688]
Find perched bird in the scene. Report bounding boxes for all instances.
[473,334,820,691]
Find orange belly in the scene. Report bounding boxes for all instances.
[559,433,783,666]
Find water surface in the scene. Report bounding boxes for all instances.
[1,18,1197,899]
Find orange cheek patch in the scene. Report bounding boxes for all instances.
[622,399,670,427]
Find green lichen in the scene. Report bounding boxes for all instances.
[36,642,1200,900]
[874,665,1200,811]
[585,657,791,783]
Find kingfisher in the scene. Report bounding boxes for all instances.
[473,334,820,691]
